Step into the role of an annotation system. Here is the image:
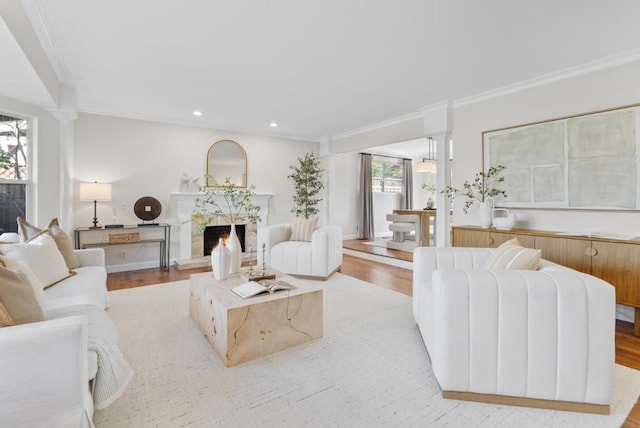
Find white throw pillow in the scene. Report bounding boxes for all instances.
[290,217,318,242]
[0,233,19,244]
[0,232,73,289]
[17,217,80,269]
[484,238,541,270]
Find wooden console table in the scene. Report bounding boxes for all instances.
[452,225,640,335]
[393,209,436,246]
[74,223,171,270]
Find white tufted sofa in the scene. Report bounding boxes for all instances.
[257,224,343,280]
[413,246,615,414]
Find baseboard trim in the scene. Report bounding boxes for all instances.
[442,390,610,415]
[343,248,413,270]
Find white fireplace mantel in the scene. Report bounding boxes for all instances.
[169,192,272,260]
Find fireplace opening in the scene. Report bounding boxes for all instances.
[203,225,246,256]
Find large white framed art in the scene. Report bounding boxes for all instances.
[483,103,640,210]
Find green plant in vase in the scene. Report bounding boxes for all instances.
[422,183,436,209]
[443,165,507,213]
[191,176,261,232]
[191,176,261,274]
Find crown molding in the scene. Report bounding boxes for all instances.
[330,110,424,141]
[453,49,640,108]
[21,0,77,85]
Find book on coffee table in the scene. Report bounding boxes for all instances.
[231,279,296,299]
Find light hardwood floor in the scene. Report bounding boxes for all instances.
[107,242,640,426]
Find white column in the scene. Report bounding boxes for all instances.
[420,101,453,247]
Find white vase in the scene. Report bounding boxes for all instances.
[179,173,190,193]
[478,197,494,228]
[211,238,230,280]
[226,223,242,274]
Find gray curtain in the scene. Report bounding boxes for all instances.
[401,158,413,209]
[357,153,375,240]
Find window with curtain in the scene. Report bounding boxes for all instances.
[371,156,403,193]
[0,115,28,233]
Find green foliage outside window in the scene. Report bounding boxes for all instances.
[372,159,403,193]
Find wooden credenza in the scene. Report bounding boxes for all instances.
[452,225,640,335]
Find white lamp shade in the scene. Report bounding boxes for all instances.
[79,182,112,201]
[416,160,437,173]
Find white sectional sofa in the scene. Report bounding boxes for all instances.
[413,246,615,414]
[0,246,132,428]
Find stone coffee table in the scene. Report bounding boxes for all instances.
[189,271,323,367]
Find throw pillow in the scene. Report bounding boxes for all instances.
[0,233,19,244]
[17,217,80,269]
[0,264,45,325]
[0,301,15,327]
[485,238,542,270]
[290,217,318,242]
[0,231,74,289]
[0,256,44,303]
[16,216,41,241]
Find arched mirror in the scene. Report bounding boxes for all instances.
[206,140,247,187]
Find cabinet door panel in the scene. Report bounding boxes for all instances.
[452,229,492,247]
[591,241,640,308]
[491,232,534,248]
[534,236,591,273]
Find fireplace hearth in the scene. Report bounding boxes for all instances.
[203,224,246,256]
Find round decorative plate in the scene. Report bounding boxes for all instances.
[134,196,162,222]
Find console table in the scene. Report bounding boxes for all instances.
[74,223,171,270]
[452,225,640,335]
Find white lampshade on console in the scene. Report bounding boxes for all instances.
[80,182,112,228]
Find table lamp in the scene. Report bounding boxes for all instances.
[79,181,112,228]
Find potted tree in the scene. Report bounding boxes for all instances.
[288,152,325,219]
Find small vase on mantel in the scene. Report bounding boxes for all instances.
[211,238,230,280]
[478,197,494,228]
[226,223,243,274]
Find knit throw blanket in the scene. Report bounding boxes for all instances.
[47,304,134,410]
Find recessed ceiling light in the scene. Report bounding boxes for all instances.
[193,111,203,116]
[270,122,278,128]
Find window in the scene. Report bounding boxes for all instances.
[372,156,403,193]
[0,115,28,233]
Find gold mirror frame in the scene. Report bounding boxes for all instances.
[206,140,247,187]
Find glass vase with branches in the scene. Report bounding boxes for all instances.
[191,176,261,233]
[443,165,507,213]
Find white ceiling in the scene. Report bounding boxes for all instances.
[4,1,640,143]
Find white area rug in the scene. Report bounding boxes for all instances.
[96,274,640,427]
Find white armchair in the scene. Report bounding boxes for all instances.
[413,246,615,414]
[257,224,343,280]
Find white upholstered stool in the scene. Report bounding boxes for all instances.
[386,214,420,250]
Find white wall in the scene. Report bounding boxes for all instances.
[451,59,640,234]
[373,193,400,238]
[328,59,640,241]
[73,113,317,270]
[326,152,359,238]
